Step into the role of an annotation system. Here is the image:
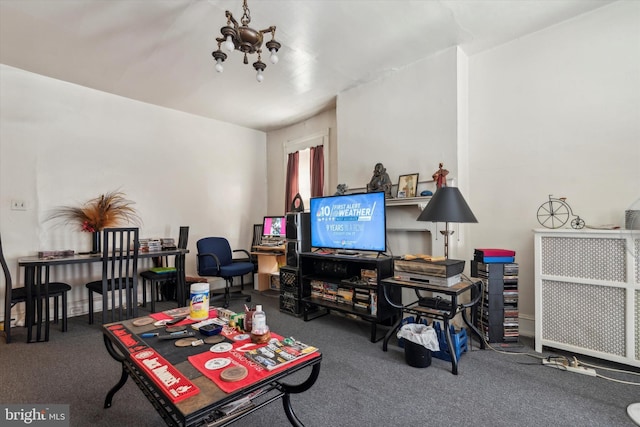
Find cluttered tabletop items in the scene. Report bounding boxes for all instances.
[102,303,321,426]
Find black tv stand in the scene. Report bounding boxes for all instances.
[299,252,400,342]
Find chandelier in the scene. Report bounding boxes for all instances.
[211,0,281,82]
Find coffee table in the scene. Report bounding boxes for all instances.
[102,316,322,426]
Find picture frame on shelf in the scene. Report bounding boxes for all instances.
[397,173,419,198]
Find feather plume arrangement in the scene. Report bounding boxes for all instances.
[47,191,142,232]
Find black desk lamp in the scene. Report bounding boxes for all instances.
[417,187,478,259]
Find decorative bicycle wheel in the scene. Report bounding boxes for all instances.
[571,216,585,229]
[537,200,570,229]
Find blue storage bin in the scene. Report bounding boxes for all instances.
[432,322,468,362]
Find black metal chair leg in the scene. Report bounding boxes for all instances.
[88,290,94,324]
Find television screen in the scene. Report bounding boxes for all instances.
[262,216,286,238]
[310,192,386,253]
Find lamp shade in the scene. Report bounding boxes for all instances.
[417,187,478,223]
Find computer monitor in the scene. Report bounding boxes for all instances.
[262,216,286,238]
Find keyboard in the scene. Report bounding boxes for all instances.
[261,241,284,247]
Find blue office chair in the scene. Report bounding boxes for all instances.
[196,237,252,308]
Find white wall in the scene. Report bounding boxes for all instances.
[266,1,639,337]
[338,47,460,192]
[468,0,640,334]
[0,64,267,318]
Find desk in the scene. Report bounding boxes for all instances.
[251,245,285,291]
[380,278,485,374]
[102,316,322,427]
[15,249,187,343]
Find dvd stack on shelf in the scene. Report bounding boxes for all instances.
[471,249,519,344]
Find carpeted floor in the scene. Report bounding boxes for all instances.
[2,290,639,427]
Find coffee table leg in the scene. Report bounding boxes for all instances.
[282,394,303,427]
[279,362,321,426]
[103,334,129,408]
[104,364,129,408]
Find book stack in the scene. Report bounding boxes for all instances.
[161,238,177,250]
[474,248,516,263]
[353,288,371,312]
[310,280,324,299]
[322,282,338,302]
[147,239,162,252]
[336,288,353,305]
[140,238,162,252]
[360,268,377,285]
[38,250,75,259]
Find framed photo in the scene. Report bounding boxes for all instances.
[397,173,419,198]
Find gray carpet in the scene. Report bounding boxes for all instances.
[2,290,639,427]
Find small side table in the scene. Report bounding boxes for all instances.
[380,278,485,374]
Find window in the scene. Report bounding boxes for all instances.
[284,129,329,212]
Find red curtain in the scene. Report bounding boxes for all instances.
[310,145,324,198]
[285,151,299,212]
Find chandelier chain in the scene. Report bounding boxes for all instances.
[241,0,251,26]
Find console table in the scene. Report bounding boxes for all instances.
[13,248,187,343]
[380,278,485,374]
[102,316,322,427]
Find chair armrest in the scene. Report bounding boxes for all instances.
[232,249,251,259]
[197,252,222,274]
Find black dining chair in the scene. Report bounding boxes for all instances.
[140,226,189,313]
[250,223,263,271]
[86,227,139,324]
[1,233,71,343]
[196,237,253,308]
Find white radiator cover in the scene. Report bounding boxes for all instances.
[534,229,640,367]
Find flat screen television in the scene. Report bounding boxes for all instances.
[309,192,387,253]
[262,216,286,238]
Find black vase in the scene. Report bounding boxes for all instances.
[91,231,101,254]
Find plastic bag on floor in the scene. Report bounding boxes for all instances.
[397,323,439,351]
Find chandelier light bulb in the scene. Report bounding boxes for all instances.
[224,35,234,52]
[215,58,224,73]
[269,48,279,64]
[256,69,264,83]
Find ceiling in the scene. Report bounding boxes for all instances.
[0,0,616,132]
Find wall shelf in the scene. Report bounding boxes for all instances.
[386,227,430,232]
[385,196,431,208]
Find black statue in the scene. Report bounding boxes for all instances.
[367,163,393,198]
[334,184,348,195]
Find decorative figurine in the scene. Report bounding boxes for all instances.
[334,184,348,196]
[536,194,585,229]
[432,162,449,189]
[367,163,393,198]
[290,193,304,212]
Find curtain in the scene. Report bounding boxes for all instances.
[310,145,324,198]
[285,151,299,212]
